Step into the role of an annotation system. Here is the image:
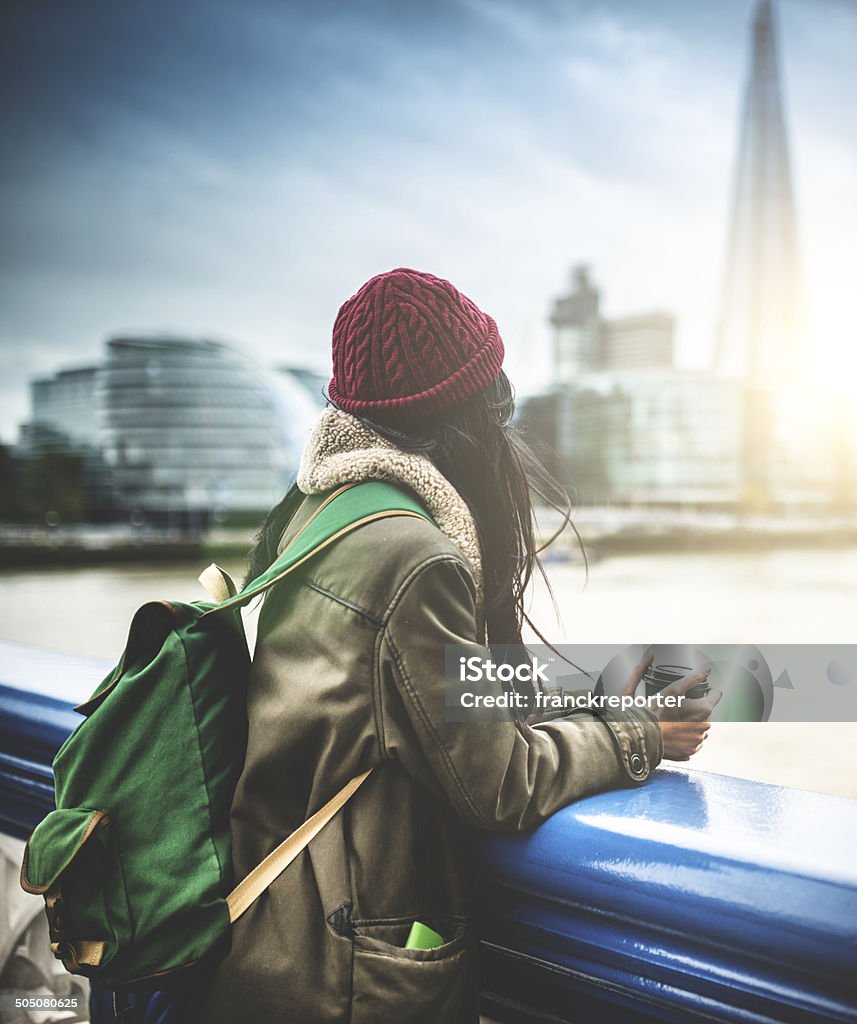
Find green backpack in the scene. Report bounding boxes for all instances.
[20,481,430,990]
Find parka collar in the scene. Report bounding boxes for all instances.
[297,408,484,614]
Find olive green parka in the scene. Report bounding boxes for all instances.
[204,411,662,1024]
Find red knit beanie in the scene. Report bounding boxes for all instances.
[328,268,505,420]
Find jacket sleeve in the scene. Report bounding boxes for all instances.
[379,555,663,833]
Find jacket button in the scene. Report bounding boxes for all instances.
[629,752,645,776]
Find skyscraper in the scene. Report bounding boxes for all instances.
[550,265,602,382]
[550,266,675,378]
[716,0,802,383]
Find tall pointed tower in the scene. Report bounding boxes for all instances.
[716,0,802,383]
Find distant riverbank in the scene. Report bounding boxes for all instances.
[3,511,857,569]
[580,522,857,561]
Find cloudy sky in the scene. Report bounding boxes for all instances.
[1,0,855,441]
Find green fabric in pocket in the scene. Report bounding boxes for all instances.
[351,916,470,1024]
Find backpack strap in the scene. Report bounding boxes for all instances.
[213,481,433,921]
[226,769,372,923]
[200,481,433,618]
[198,563,238,602]
[198,484,359,602]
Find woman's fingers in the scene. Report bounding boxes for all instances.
[661,666,712,699]
[683,689,723,721]
[703,688,724,713]
[660,719,713,760]
[620,652,654,697]
[623,663,723,728]
[681,722,710,738]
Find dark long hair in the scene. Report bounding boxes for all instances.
[246,370,585,647]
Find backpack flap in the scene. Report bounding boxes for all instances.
[73,598,246,718]
[21,807,131,976]
[73,601,185,717]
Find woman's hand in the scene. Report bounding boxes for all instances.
[659,720,710,761]
[621,654,723,762]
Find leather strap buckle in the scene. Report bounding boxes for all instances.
[44,884,106,971]
[45,885,66,952]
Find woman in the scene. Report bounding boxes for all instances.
[204,268,713,1023]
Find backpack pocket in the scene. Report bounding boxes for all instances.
[350,915,470,1024]
[20,808,132,977]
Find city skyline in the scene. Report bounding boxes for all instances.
[1,0,855,441]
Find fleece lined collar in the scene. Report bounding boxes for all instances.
[297,408,484,612]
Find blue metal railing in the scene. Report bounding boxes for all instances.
[475,770,857,1023]
[0,685,78,838]
[2,642,856,1023]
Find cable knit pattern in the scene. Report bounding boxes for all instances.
[328,268,504,420]
[297,408,485,633]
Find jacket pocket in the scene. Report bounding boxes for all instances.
[20,808,132,977]
[350,915,469,1024]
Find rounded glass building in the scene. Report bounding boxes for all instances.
[99,336,320,521]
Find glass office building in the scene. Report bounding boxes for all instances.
[27,336,324,520]
[522,371,743,506]
[29,367,101,452]
[99,336,320,517]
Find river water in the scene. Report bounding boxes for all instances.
[2,544,856,799]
